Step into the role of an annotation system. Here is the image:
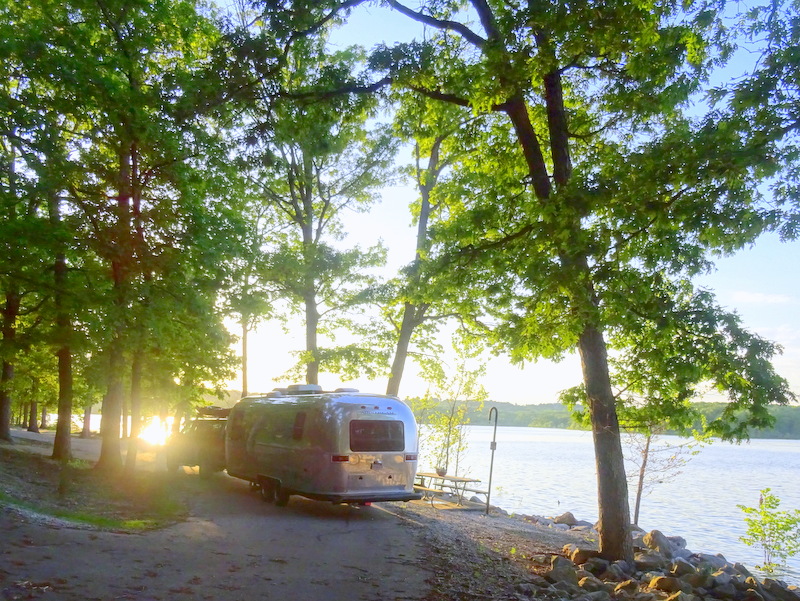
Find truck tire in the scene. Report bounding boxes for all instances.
[275,485,290,507]
[258,477,275,503]
[198,453,212,480]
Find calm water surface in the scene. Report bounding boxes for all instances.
[423,426,800,584]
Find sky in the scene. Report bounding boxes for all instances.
[225,2,800,405]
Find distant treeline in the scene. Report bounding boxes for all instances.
[418,400,800,440]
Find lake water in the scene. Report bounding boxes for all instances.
[422,425,800,584]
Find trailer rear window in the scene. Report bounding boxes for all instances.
[350,420,404,452]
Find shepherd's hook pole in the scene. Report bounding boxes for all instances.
[486,406,498,515]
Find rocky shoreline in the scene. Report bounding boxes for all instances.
[491,508,799,601]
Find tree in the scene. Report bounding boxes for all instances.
[407,338,487,476]
[739,488,800,574]
[359,0,794,560]
[384,97,485,397]
[3,0,240,471]
[237,30,396,385]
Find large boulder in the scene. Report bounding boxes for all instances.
[554,511,578,526]
[643,531,676,559]
[649,576,689,594]
[763,580,800,601]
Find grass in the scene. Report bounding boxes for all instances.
[0,441,188,531]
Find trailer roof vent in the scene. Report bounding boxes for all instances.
[334,387,359,393]
[287,384,323,395]
[265,391,284,398]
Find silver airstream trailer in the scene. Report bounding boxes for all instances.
[225,384,422,506]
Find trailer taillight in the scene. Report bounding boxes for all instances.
[331,455,350,462]
[404,454,417,461]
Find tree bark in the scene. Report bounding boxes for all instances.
[633,433,651,526]
[96,144,134,472]
[125,350,143,473]
[81,406,92,439]
[241,318,249,397]
[579,324,633,562]
[0,291,21,442]
[305,294,320,385]
[27,399,39,433]
[386,137,440,397]
[96,340,124,472]
[51,192,74,461]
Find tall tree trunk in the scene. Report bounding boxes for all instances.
[27,398,39,433]
[241,318,249,396]
[305,294,319,385]
[40,405,47,429]
[579,324,633,562]
[81,406,92,438]
[97,145,134,472]
[121,397,128,439]
[387,303,426,396]
[125,350,143,473]
[97,340,125,472]
[51,193,74,461]
[386,137,440,397]
[501,51,632,561]
[633,433,651,526]
[0,290,21,442]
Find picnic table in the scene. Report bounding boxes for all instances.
[414,472,488,506]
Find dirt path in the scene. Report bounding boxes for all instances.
[2,430,431,601]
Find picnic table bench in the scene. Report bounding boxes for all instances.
[413,472,489,506]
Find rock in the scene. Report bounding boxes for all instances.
[583,557,610,576]
[649,576,688,594]
[632,531,647,549]
[554,511,578,526]
[570,547,602,565]
[741,590,766,601]
[579,575,611,593]
[613,560,635,575]
[633,593,661,601]
[664,592,701,601]
[603,562,630,582]
[635,550,669,572]
[553,580,584,596]
[681,572,713,589]
[643,530,676,559]
[583,591,612,601]
[670,558,696,578]
[735,564,755,579]
[763,580,800,601]
[712,570,734,588]
[553,522,570,531]
[668,536,688,550]
[527,575,551,589]
[614,579,640,594]
[546,555,580,586]
[713,582,739,599]
[694,553,730,571]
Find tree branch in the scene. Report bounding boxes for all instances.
[385,0,487,48]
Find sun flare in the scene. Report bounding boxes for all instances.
[138,417,171,446]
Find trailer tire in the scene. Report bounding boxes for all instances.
[275,485,290,507]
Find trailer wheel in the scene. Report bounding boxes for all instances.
[258,477,275,503]
[275,485,290,507]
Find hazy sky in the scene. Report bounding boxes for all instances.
[227,3,800,405]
